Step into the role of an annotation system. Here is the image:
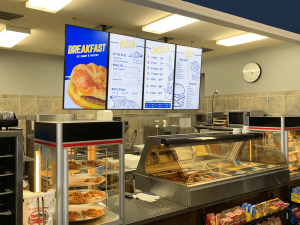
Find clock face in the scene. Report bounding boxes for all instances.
[242,62,261,83]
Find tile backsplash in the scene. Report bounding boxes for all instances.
[0,94,196,149]
[3,90,300,149]
[200,90,300,116]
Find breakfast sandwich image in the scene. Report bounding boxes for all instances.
[67,63,107,109]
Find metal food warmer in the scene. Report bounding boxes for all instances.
[250,116,300,180]
[135,132,289,207]
[34,121,125,225]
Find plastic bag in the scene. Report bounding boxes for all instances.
[23,189,55,225]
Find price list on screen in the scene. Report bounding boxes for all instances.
[174,45,202,109]
[143,40,175,109]
[107,33,145,109]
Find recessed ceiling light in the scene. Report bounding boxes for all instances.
[26,0,73,13]
[216,33,268,47]
[0,26,31,48]
[142,14,199,34]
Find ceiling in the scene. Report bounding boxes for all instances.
[0,0,285,59]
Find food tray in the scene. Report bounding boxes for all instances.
[201,172,230,179]
[69,174,106,187]
[68,189,107,204]
[68,160,104,170]
[239,167,262,172]
[257,164,277,169]
[69,204,106,222]
[223,170,245,176]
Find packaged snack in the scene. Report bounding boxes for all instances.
[206,213,216,225]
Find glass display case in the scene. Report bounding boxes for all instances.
[249,116,300,180]
[33,121,124,225]
[136,132,289,207]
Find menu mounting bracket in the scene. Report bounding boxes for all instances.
[95,24,113,31]
[158,37,174,43]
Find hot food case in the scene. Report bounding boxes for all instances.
[34,121,125,225]
[135,132,289,207]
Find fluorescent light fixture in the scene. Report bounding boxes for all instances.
[216,33,268,47]
[0,26,31,48]
[143,14,199,34]
[26,0,73,13]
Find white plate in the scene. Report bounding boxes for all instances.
[69,174,106,187]
[68,189,107,204]
[69,204,105,222]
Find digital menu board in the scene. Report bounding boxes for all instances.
[107,33,145,109]
[173,45,202,110]
[143,40,175,109]
[63,25,109,109]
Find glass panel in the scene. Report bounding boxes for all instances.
[68,144,120,223]
[144,135,288,187]
[288,130,300,175]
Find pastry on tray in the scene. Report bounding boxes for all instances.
[84,177,105,183]
[69,191,83,198]
[69,161,81,170]
[69,211,80,221]
[82,208,104,218]
[83,190,105,198]
[69,196,89,204]
[82,160,103,168]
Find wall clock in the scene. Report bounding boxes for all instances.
[242,62,261,83]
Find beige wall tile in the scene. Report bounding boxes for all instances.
[82,110,96,114]
[215,95,227,99]
[214,99,227,113]
[284,90,300,96]
[169,117,178,125]
[126,117,141,131]
[68,109,82,115]
[37,99,52,115]
[52,96,63,100]
[2,94,19,99]
[268,91,283,96]
[2,99,19,115]
[205,96,212,100]
[20,99,37,115]
[118,110,125,114]
[284,95,300,114]
[240,98,253,110]
[37,95,53,99]
[253,92,268,97]
[141,117,151,129]
[20,95,37,99]
[227,94,240,98]
[227,98,239,111]
[253,97,268,113]
[239,93,253,98]
[52,100,66,114]
[268,96,284,113]
[207,100,212,112]
[127,130,141,145]
[141,110,151,114]
[0,98,1,111]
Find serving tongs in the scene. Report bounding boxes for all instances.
[37,197,46,225]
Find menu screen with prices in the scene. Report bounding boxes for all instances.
[143,40,175,109]
[107,33,145,109]
[174,45,202,109]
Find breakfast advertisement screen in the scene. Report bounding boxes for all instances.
[63,25,109,109]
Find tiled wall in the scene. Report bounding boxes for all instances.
[0,94,196,149]
[3,90,300,149]
[199,90,300,116]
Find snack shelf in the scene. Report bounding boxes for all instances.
[243,208,288,225]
